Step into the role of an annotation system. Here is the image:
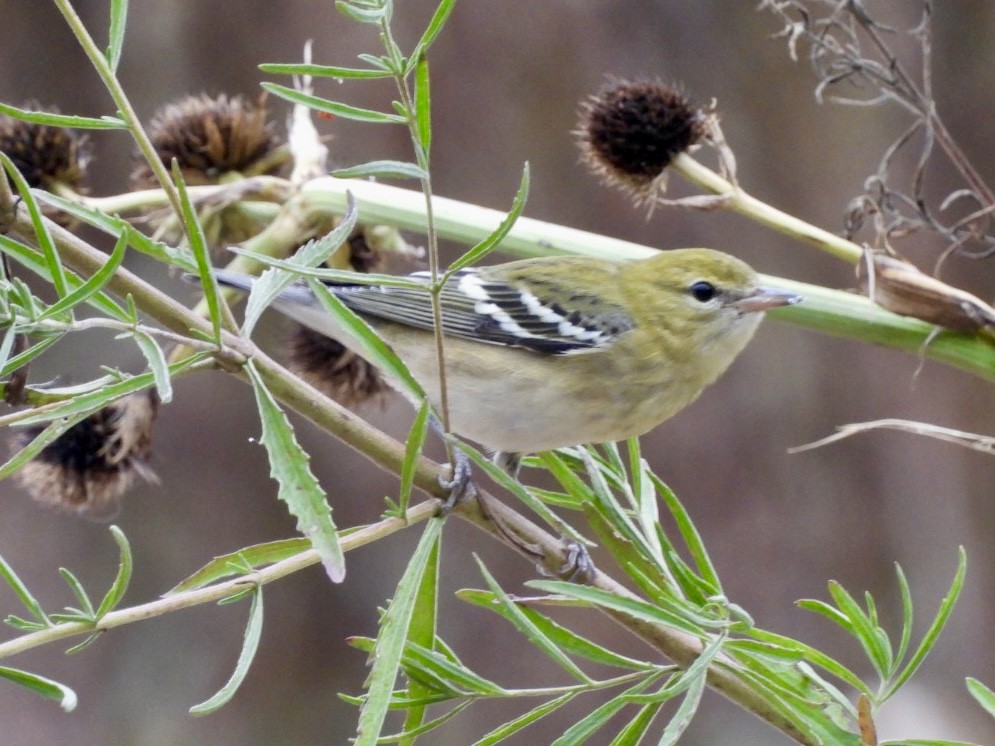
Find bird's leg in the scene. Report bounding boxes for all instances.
[492,451,522,480]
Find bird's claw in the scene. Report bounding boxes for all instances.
[539,539,596,583]
[437,446,476,515]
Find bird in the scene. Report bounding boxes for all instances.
[214,248,800,473]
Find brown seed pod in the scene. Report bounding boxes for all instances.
[576,79,706,204]
[12,390,160,518]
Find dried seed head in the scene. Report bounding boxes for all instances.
[12,390,160,518]
[576,80,706,204]
[0,106,91,226]
[131,93,284,188]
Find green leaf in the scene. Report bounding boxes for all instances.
[399,520,440,745]
[0,666,77,711]
[36,232,128,322]
[0,232,130,320]
[893,562,914,674]
[458,588,653,672]
[0,554,51,627]
[411,0,459,61]
[444,163,530,276]
[245,361,345,583]
[168,538,312,593]
[172,162,222,342]
[189,586,264,715]
[261,83,406,124]
[395,400,430,518]
[0,412,91,481]
[332,160,428,181]
[240,196,358,337]
[472,692,577,746]
[881,546,967,702]
[474,558,592,684]
[609,699,663,745]
[57,567,96,621]
[0,154,68,298]
[355,518,444,746]
[0,102,125,129]
[106,0,128,72]
[550,674,661,746]
[828,579,893,680]
[657,639,721,744]
[405,642,505,696]
[130,329,173,403]
[94,526,133,618]
[335,1,390,24]
[258,62,393,79]
[413,53,431,154]
[966,677,995,720]
[307,278,426,403]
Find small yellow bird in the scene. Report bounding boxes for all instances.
[216,249,800,471]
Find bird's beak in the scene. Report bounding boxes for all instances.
[734,286,803,314]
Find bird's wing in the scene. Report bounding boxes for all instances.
[329,268,634,355]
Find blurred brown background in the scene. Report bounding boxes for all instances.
[1,1,993,744]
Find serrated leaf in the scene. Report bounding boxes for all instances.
[0,666,77,711]
[355,518,444,746]
[261,83,406,124]
[246,361,345,583]
[239,196,358,337]
[189,587,264,715]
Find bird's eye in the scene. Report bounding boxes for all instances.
[689,281,717,303]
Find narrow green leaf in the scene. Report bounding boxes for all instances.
[444,163,530,276]
[0,154,68,298]
[0,412,90,481]
[58,568,95,620]
[130,329,172,403]
[475,558,591,684]
[609,700,663,745]
[0,336,61,379]
[966,677,995,720]
[411,0,459,60]
[472,692,577,746]
[396,400,430,518]
[0,233,130,320]
[550,675,660,746]
[228,249,424,289]
[259,62,393,79]
[797,598,854,632]
[172,162,222,342]
[261,83,406,124]
[335,1,389,23]
[36,232,128,321]
[406,643,505,696]
[458,589,653,672]
[190,586,264,715]
[0,555,51,626]
[647,469,722,593]
[881,546,967,702]
[399,520,441,744]
[332,160,428,181]
[246,361,345,583]
[106,0,128,72]
[745,628,871,696]
[168,538,312,593]
[94,526,133,618]
[893,562,914,672]
[526,580,704,637]
[827,580,892,679]
[307,278,426,403]
[413,54,431,154]
[658,637,724,744]
[0,102,125,129]
[381,701,474,741]
[0,666,77,711]
[355,518,444,746]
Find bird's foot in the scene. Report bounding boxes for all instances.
[437,446,477,515]
[539,539,596,584]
